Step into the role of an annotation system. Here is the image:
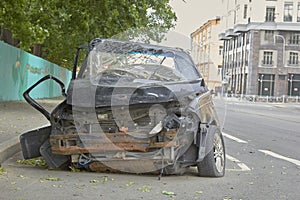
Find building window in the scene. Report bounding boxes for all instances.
[241,33,245,46]
[246,32,250,44]
[266,7,275,22]
[245,50,249,65]
[237,36,242,47]
[243,74,248,95]
[284,2,293,22]
[289,52,299,65]
[229,40,233,50]
[207,27,211,38]
[237,52,241,67]
[262,51,273,65]
[258,74,275,96]
[288,74,300,96]
[218,65,222,76]
[264,30,274,41]
[219,46,223,55]
[298,3,300,22]
[289,33,300,44]
[244,4,248,19]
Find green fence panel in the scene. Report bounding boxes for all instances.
[0,41,72,101]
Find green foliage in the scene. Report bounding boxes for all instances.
[0,0,177,69]
[69,166,81,172]
[16,157,48,167]
[0,165,7,175]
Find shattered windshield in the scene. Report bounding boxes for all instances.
[79,40,200,85]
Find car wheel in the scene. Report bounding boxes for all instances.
[197,126,225,177]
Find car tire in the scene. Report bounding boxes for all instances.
[197,126,225,177]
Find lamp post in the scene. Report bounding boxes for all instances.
[258,74,264,96]
[222,71,231,97]
[274,35,286,67]
[288,74,294,96]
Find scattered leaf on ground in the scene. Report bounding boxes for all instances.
[40,177,60,181]
[162,190,176,196]
[102,176,108,183]
[69,166,81,172]
[75,184,86,188]
[52,184,62,188]
[195,191,203,194]
[137,185,151,192]
[90,179,100,183]
[17,157,48,167]
[18,175,26,179]
[0,166,7,175]
[126,181,135,187]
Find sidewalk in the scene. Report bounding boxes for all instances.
[0,97,64,163]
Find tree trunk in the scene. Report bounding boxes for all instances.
[33,44,42,57]
[0,26,20,47]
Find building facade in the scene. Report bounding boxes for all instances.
[219,0,300,97]
[191,18,223,92]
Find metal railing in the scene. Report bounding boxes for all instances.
[219,94,300,103]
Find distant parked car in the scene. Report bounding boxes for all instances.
[20,38,225,177]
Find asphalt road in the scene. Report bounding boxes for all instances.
[0,99,300,200]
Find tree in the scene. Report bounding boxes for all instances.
[0,0,177,69]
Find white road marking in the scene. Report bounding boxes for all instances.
[259,150,300,167]
[226,154,251,171]
[222,132,248,144]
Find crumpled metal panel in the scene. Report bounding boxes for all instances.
[50,129,178,155]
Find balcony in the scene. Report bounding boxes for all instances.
[225,29,237,37]
[219,33,230,40]
[233,24,247,33]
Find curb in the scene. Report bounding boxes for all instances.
[0,136,21,164]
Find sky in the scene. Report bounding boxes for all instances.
[163,0,223,49]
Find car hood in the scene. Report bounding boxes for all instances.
[66,78,205,107]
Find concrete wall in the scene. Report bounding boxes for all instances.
[0,41,72,101]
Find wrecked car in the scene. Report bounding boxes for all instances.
[20,38,225,177]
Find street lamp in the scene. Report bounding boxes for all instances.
[222,71,231,97]
[288,74,294,96]
[274,35,286,66]
[258,74,264,96]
